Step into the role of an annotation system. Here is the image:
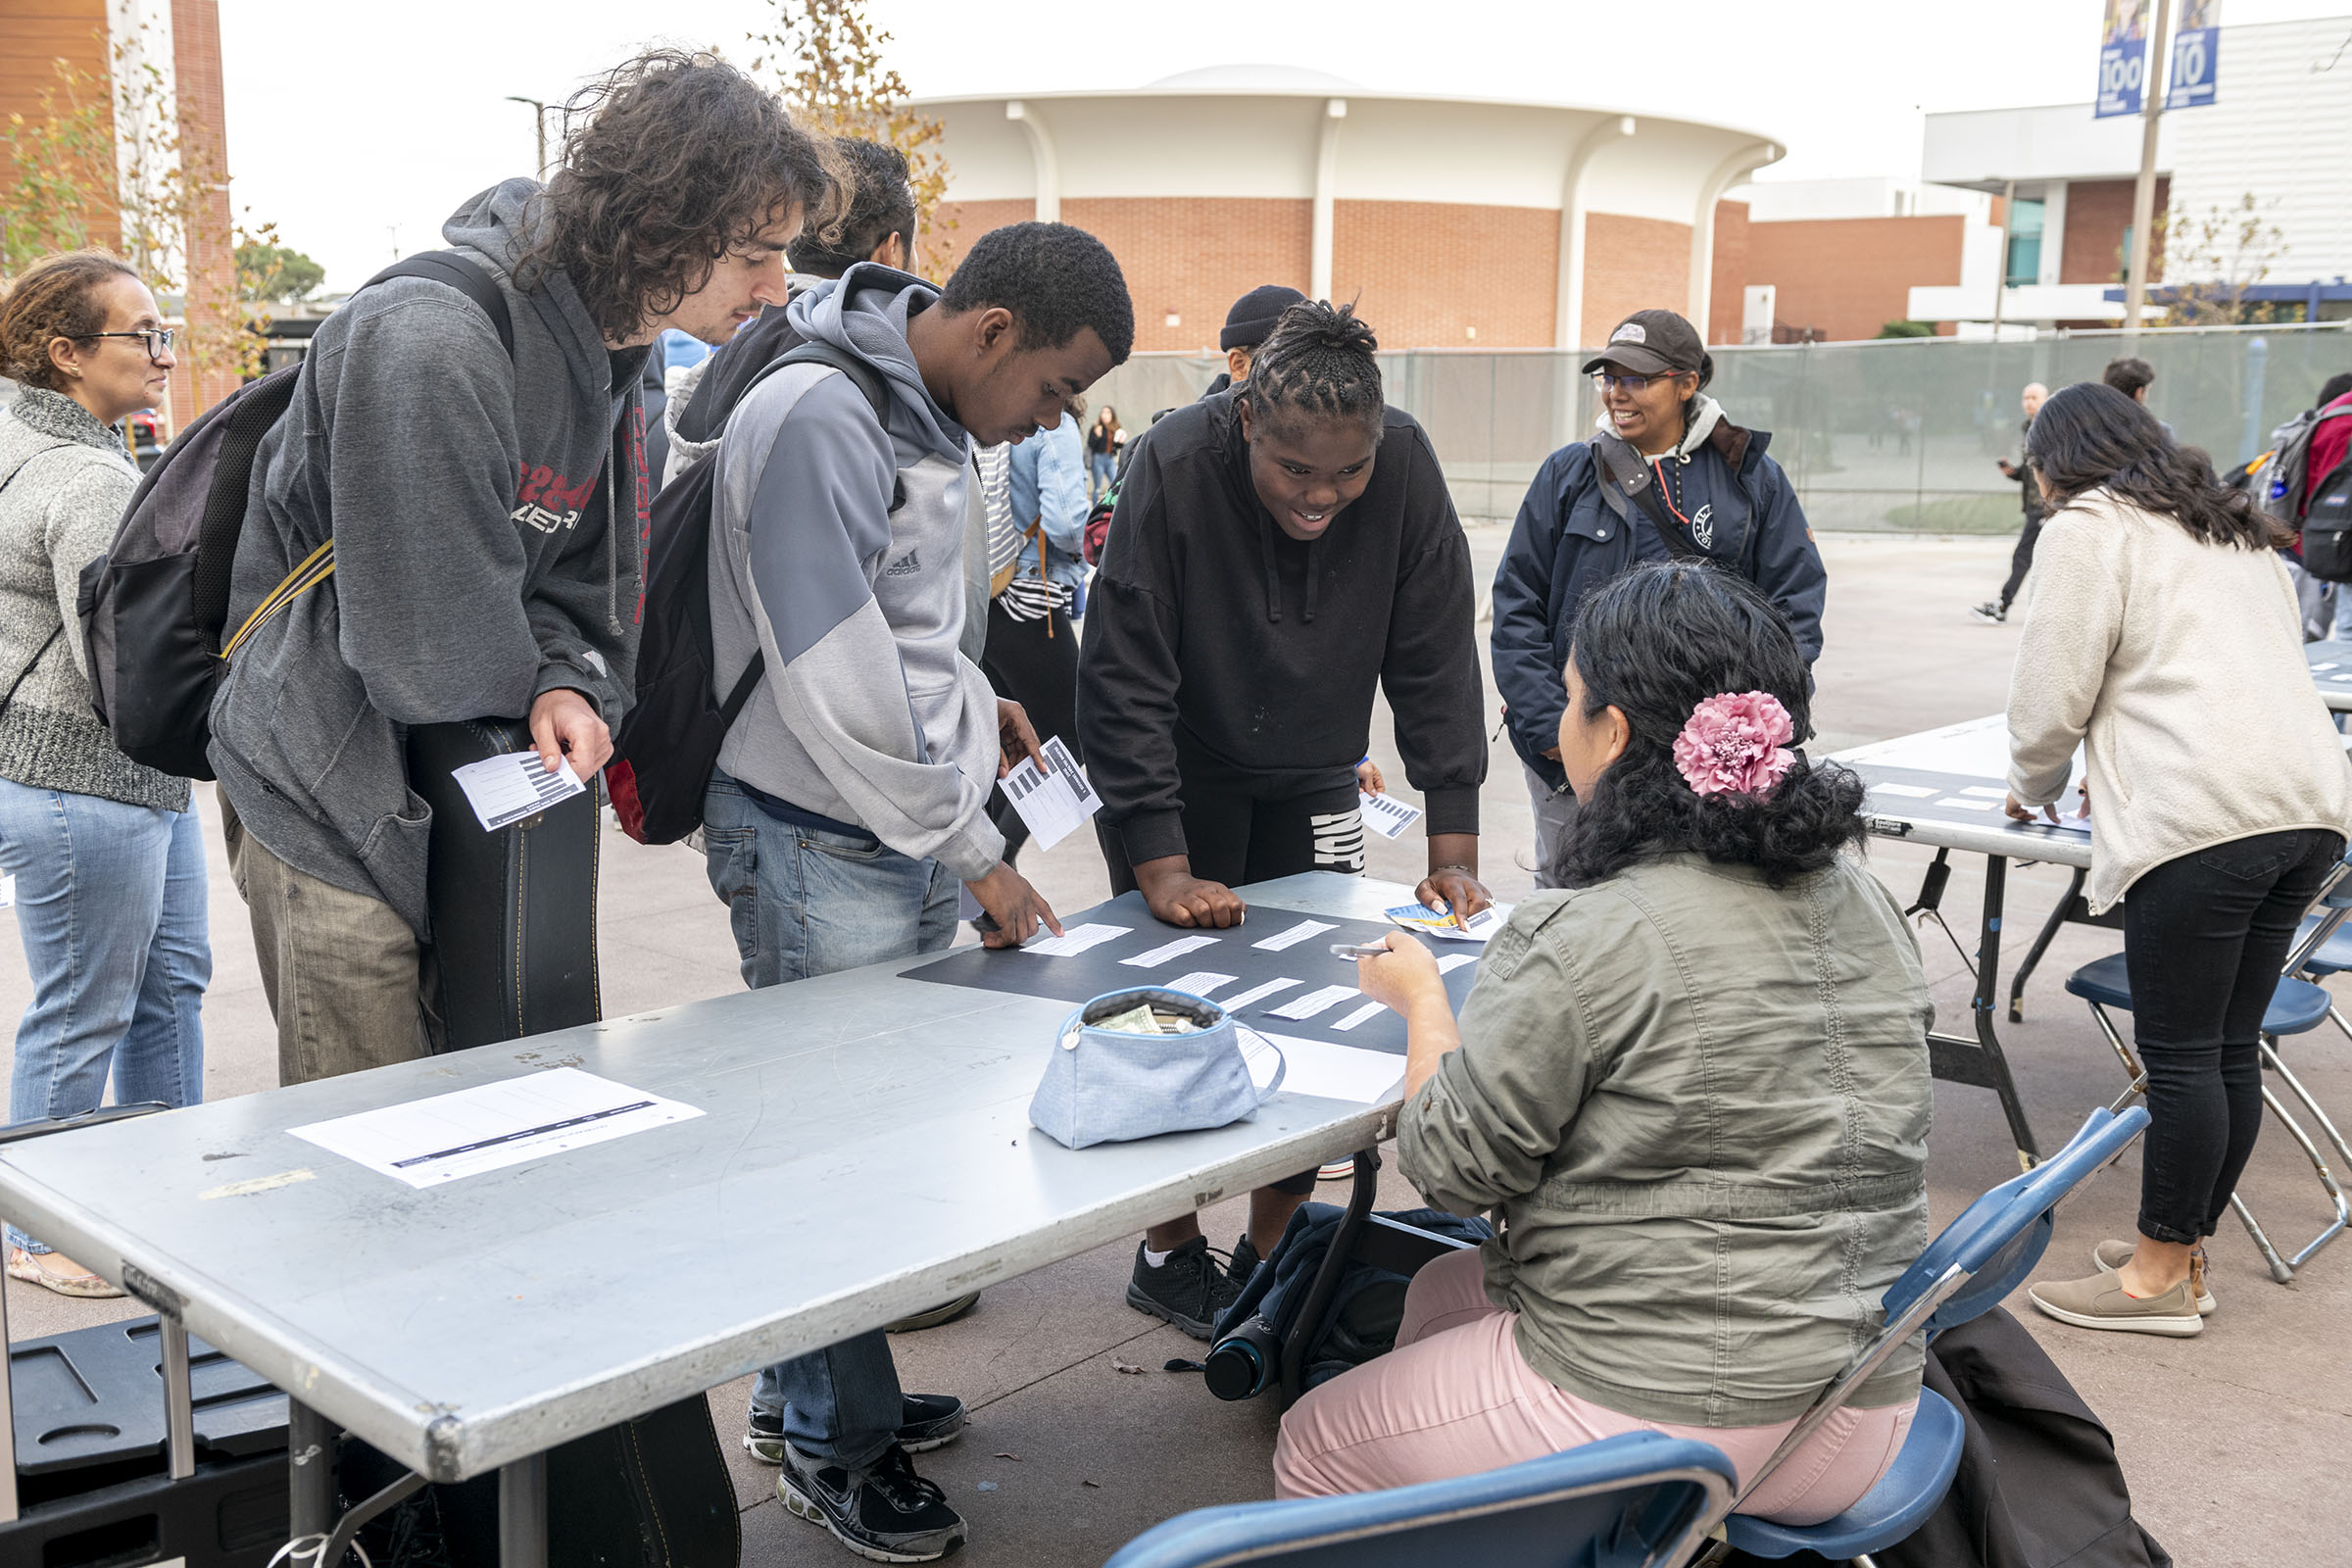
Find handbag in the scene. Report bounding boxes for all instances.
[1029,988,1286,1150]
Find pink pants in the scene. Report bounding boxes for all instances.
[1273,1248,1917,1526]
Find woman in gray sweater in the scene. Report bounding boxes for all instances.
[1276,563,1934,1525]
[0,252,209,1298]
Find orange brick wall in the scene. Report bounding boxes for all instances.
[1065,197,1310,353]
[1742,214,1966,342]
[2062,176,2169,285]
[0,0,111,218]
[169,0,238,421]
[1328,199,1555,348]
[921,198,1033,280]
[1580,213,1691,350]
[1708,199,1749,345]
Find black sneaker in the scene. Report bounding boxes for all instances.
[780,1442,968,1563]
[1125,1236,1242,1340]
[745,1396,969,1466]
[1969,601,2007,624]
[1226,1235,1262,1287]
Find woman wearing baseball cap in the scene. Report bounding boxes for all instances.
[1491,308,1825,884]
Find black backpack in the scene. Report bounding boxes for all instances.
[76,253,514,780]
[608,339,899,845]
[2300,443,2352,581]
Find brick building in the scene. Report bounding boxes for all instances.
[912,66,1783,354]
[1,0,239,432]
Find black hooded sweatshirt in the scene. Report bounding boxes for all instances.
[1077,388,1486,867]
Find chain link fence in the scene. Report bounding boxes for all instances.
[1084,321,2352,530]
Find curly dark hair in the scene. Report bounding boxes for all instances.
[528,50,845,343]
[2028,380,2281,549]
[791,138,914,279]
[940,221,1133,363]
[0,250,136,391]
[1243,300,1384,438]
[1553,563,1867,890]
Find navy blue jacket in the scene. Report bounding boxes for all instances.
[1492,419,1825,790]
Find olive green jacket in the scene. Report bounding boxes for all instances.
[1398,852,1935,1426]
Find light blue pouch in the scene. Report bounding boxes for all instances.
[1029,988,1286,1151]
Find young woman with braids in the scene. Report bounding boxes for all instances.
[1078,300,1491,1338]
[1279,562,1932,1519]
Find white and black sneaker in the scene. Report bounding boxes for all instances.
[780,1442,969,1563]
[1125,1236,1242,1340]
[1969,601,2007,624]
[745,1395,968,1465]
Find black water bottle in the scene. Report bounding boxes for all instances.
[1202,1315,1282,1401]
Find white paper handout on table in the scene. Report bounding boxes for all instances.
[451,751,586,832]
[1258,1032,1405,1103]
[1868,783,1937,799]
[1024,922,1132,956]
[1162,971,1237,998]
[1936,798,1997,811]
[1270,983,1360,1021]
[1357,791,1422,840]
[999,736,1101,851]
[1332,1001,1386,1031]
[1436,953,1479,974]
[1959,786,2009,800]
[1252,918,1338,952]
[1120,934,1221,968]
[289,1067,703,1190]
[1219,977,1303,1010]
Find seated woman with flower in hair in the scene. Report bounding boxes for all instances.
[1273,561,1935,1525]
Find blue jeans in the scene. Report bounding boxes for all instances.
[1089,451,1115,496]
[0,780,209,1253]
[2331,583,2352,643]
[702,771,957,1465]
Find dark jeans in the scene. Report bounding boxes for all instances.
[978,597,1080,863]
[2122,827,2343,1245]
[1997,514,2044,609]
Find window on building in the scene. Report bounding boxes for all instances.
[2004,197,2045,288]
[2119,223,2134,281]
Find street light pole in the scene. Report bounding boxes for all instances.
[506,96,550,179]
[2123,0,2175,333]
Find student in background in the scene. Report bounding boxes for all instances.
[1080,299,1490,1338]
[1203,283,1307,398]
[703,221,1130,1563]
[0,253,209,1298]
[1971,381,2048,624]
[1087,405,1122,499]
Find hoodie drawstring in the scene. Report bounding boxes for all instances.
[1302,538,1320,623]
[1259,523,1282,624]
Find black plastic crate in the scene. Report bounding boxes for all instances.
[0,1447,288,1567]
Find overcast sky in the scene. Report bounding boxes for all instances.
[217,0,2352,293]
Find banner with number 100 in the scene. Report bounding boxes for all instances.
[2096,0,2152,119]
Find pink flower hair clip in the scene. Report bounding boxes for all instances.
[1672,691,1797,801]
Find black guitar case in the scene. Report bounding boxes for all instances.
[407,716,602,1050]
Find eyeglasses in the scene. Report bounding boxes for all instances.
[74,327,176,363]
[1592,370,1688,393]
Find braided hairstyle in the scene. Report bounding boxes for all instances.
[0,251,136,391]
[1240,300,1384,441]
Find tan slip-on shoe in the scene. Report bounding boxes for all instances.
[2091,1239,2216,1314]
[6,1246,125,1299]
[2029,1269,2203,1337]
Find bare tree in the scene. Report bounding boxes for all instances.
[2151,193,2289,325]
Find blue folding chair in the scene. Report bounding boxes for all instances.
[1102,1431,1735,1568]
[1692,1105,2150,1568]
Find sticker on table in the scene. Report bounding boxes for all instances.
[1331,1001,1386,1032]
[1868,783,1937,799]
[1358,791,1422,840]
[451,751,586,832]
[1120,935,1222,968]
[1935,798,1997,811]
[1161,971,1237,998]
[1270,983,1361,1021]
[1219,977,1304,1011]
[289,1067,703,1190]
[1024,923,1132,956]
[1251,918,1337,952]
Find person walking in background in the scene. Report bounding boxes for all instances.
[0,252,210,1298]
[1087,405,1121,499]
[2104,356,2155,406]
[1491,308,1826,888]
[1204,283,1307,398]
[980,403,1091,865]
[1972,381,2049,624]
[2007,383,2351,1337]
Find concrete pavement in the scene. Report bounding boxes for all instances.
[3,532,2345,1565]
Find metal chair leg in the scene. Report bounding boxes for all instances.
[2224,1065,2351,1283]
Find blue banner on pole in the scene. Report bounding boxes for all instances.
[2168,2,2221,109]
[2096,0,2151,119]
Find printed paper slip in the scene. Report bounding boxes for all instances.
[1436,953,1479,974]
[1025,922,1132,956]
[1162,971,1237,998]
[1331,1001,1387,1032]
[1219,977,1303,1011]
[1270,983,1361,1021]
[1121,935,1221,967]
[1252,918,1337,952]
[1000,736,1101,851]
[1386,903,1500,943]
[1935,798,1997,811]
[289,1067,703,1190]
[1259,1032,1405,1104]
[1358,791,1422,840]
[1868,783,1937,799]
[451,752,586,832]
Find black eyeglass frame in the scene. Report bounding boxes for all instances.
[72,327,177,363]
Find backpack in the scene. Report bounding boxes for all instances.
[2304,454,2352,581]
[606,340,900,846]
[1080,479,1116,567]
[76,253,514,780]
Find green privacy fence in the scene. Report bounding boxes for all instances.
[1082,321,2352,530]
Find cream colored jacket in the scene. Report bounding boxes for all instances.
[2007,487,2352,911]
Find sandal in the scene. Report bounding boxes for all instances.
[6,1246,124,1298]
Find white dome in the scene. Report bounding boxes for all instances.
[1143,64,1363,92]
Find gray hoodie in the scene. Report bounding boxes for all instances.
[709,266,1004,880]
[210,179,644,938]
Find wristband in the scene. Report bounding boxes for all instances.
[1429,863,1476,876]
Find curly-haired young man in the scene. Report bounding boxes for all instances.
[212,51,839,1085]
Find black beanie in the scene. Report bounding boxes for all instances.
[1221,284,1307,351]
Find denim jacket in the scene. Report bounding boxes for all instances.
[1007,412,1089,590]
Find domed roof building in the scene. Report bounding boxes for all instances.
[912,67,1782,352]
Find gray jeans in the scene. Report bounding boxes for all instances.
[1523,762,1578,891]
